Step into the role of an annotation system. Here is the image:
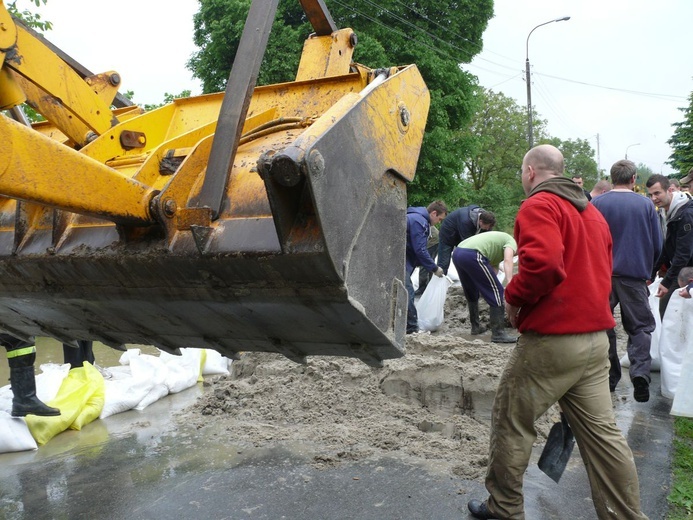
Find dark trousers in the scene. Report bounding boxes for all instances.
[416,243,439,296]
[606,277,655,388]
[658,283,675,321]
[63,340,95,369]
[0,333,33,352]
[405,267,419,333]
[452,248,504,307]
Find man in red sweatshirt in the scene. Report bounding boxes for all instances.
[467,145,646,520]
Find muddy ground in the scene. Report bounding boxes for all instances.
[179,286,573,481]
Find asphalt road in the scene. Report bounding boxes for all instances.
[0,372,673,520]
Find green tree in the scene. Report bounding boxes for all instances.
[635,162,654,193]
[448,88,547,231]
[187,0,493,206]
[667,91,693,176]
[142,90,192,112]
[462,88,544,191]
[4,1,50,122]
[543,136,598,188]
[6,0,51,32]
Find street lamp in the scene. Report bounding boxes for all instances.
[525,16,570,149]
[625,143,640,160]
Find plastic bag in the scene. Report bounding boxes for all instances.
[659,292,693,399]
[0,412,37,453]
[619,278,662,371]
[202,349,231,376]
[416,275,452,332]
[671,339,693,417]
[159,348,201,393]
[26,362,104,445]
[100,376,153,419]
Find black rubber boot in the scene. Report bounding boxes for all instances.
[9,352,61,417]
[468,300,487,335]
[490,306,517,344]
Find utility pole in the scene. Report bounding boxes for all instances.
[525,16,571,149]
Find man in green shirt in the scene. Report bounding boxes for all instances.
[453,231,517,343]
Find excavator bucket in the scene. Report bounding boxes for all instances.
[0,0,429,366]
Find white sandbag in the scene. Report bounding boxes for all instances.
[159,348,201,393]
[0,382,12,414]
[0,412,37,453]
[619,279,663,371]
[118,348,141,365]
[131,354,168,384]
[671,339,693,417]
[130,354,170,410]
[659,292,693,399]
[202,349,230,376]
[35,363,71,403]
[105,365,133,380]
[135,384,170,411]
[416,275,453,332]
[100,376,154,419]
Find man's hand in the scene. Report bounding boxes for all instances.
[434,267,444,278]
[655,283,669,298]
[679,286,692,299]
[505,302,521,329]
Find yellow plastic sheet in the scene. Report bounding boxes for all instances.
[26,362,105,445]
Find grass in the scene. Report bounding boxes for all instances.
[668,417,693,519]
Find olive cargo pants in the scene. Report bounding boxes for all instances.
[485,331,647,520]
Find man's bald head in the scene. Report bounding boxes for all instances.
[521,144,565,195]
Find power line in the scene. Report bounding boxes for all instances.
[389,0,519,66]
[330,1,688,104]
[535,72,687,102]
[331,0,519,72]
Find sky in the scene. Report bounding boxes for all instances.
[30,0,693,177]
[466,0,693,176]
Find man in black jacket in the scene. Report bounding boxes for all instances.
[646,174,693,319]
[437,206,495,275]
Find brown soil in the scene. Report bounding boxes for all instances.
[182,286,562,480]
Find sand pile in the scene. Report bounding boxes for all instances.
[183,286,561,479]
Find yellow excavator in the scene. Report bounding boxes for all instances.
[0,0,429,366]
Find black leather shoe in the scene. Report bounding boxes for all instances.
[632,376,650,403]
[467,499,498,519]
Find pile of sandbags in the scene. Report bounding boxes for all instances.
[0,348,231,453]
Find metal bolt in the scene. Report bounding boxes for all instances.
[308,149,325,178]
[399,106,410,128]
[109,73,121,86]
[349,32,358,48]
[163,199,177,218]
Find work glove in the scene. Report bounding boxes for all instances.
[434,267,444,278]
